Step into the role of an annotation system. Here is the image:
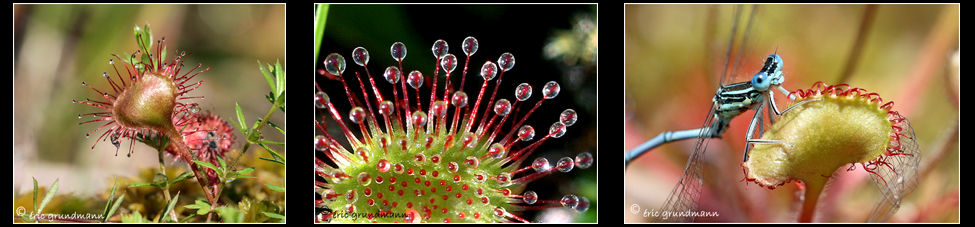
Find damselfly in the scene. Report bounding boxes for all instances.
[652,5,823,222]
[625,4,811,222]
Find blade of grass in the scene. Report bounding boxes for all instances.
[105,194,125,222]
[38,179,59,215]
[160,192,180,223]
[315,4,330,64]
[32,177,38,214]
[103,180,119,220]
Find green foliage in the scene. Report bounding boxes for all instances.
[183,199,212,216]
[21,178,59,222]
[103,180,125,222]
[194,154,257,185]
[121,211,151,223]
[239,197,284,223]
[128,171,194,188]
[214,206,244,223]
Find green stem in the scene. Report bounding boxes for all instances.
[798,178,827,222]
[156,149,172,220]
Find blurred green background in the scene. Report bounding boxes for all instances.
[315,4,596,222]
[14,4,285,198]
[624,4,957,222]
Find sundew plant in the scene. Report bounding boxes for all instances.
[14,4,285,223]
[315,4,597,223]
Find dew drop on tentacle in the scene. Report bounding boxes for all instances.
[315,135,329,151]
[542,81,561,99]
[346,189,358,203]
[549,122,566,138]
[377,159,391,173]
[412,111,427,127]
[464,156,479,169]
[378,100,395,116]
[556,156,575,172]
[522,191,538,204]
[324,53,346,76]
[463,36,478,56]
[488,143,506,159]
[352,47,370,67]
[431,101,447,117]
[560,109,577,126]
[480,61,498,81]
[515,83,533,101]
[451,91,468,108]
[498,52,515,72]
[390,42,407,62]
[315,91,329,109]
[358,172,372,186]
[575,152,593,169]
[441,54,458,74]
[407,70,423,89]
[349,107,367,124]
[573,197,590,212]
[560,194,579,208]
[432,39,448,58]
[496,172,512,186]
[384,66,401,84]
[532,157,551,172]
[494,99,512,116]
[518,125,535,141]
